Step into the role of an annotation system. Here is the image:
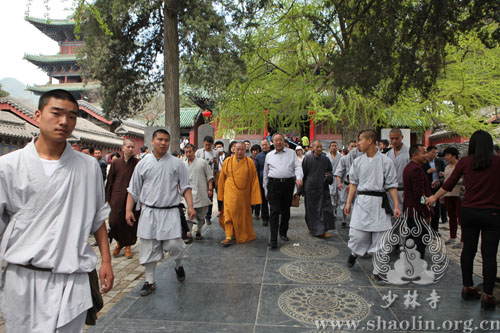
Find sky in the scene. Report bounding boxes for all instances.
[0,0,72,85]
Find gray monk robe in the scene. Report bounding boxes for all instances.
[302,153,336,236]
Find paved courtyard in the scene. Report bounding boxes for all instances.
[88,203,500,332]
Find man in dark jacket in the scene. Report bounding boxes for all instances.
[422,145,444,233]
[94,148,107,181]
[403,144,434,258]
[254,138,271,226]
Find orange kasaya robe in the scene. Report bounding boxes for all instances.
[217,155,262,243]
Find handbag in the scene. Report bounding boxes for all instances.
[291,193,300,207]
[85,269,104,325]
[179,203,190,233]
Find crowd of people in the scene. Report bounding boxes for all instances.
[0,89,499,332]
[121,128,500,312]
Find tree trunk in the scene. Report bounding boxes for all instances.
[164,2,180,152]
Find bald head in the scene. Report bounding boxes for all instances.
[360,130,377,144]
[123,139,134,146]
[122,139,136,160]
[235,142,246,159]
[389,128,403,150]
[312,139,323,156]
[390,128,403,136]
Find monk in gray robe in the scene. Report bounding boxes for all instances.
[126,129,196,297]
[327,141,342,216]
[345,130,400,283]
[302,140,335,237]
[0,90,113,332]
[386,128,410,207]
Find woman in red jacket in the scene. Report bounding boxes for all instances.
[427,130,500,311]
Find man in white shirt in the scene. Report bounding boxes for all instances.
[195,135,217,224]
[263,133,303,248]
[180,136,189,150]
[184,143,214,240]
[0,89,114,332]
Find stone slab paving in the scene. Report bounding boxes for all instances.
[86,204,500,333]
[0,202,498,332]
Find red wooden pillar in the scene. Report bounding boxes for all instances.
[211,118,218,138]
[424,129,431,146]
[263,109,269,138]
[308,110,315,141]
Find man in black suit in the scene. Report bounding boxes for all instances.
[422,145,445,233]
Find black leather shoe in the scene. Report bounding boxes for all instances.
[280,235,290,241]
[347,255,357,268]
[262,220,269,227]
[268,240,278,249]
[175,266,185,282]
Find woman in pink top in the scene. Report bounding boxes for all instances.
[427,130,500,311]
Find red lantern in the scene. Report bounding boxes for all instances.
[202,109,212,118]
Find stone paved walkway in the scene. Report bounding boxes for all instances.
[87,204,500,332]
[0,227,146,333]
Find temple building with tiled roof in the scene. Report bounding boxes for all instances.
[16,13,210,154]
[0,105,39,155]
[150,107,204,145]
[0,97,124,155]
[24,14,98,100]
[19,14,148,153]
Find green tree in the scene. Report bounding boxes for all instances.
[218,1,337,136]
[396,27,500,138]
[308,0,500,103]
[77,0,262,150]
[0,84,8,98]
[218,0,500,139]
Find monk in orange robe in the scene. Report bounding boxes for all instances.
[218,142,262,246]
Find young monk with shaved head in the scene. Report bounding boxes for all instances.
[344,130,401,283]
[0,89,113,332]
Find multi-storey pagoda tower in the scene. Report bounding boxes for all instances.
[23,15,98,100]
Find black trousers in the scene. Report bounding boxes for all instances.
[430,200,441,232]
[406,218,428,259]
[267,178,295,241]
[460,207,500,294]
[205,198,213,221]
[260,182,269,221]
[440,201,448,222]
